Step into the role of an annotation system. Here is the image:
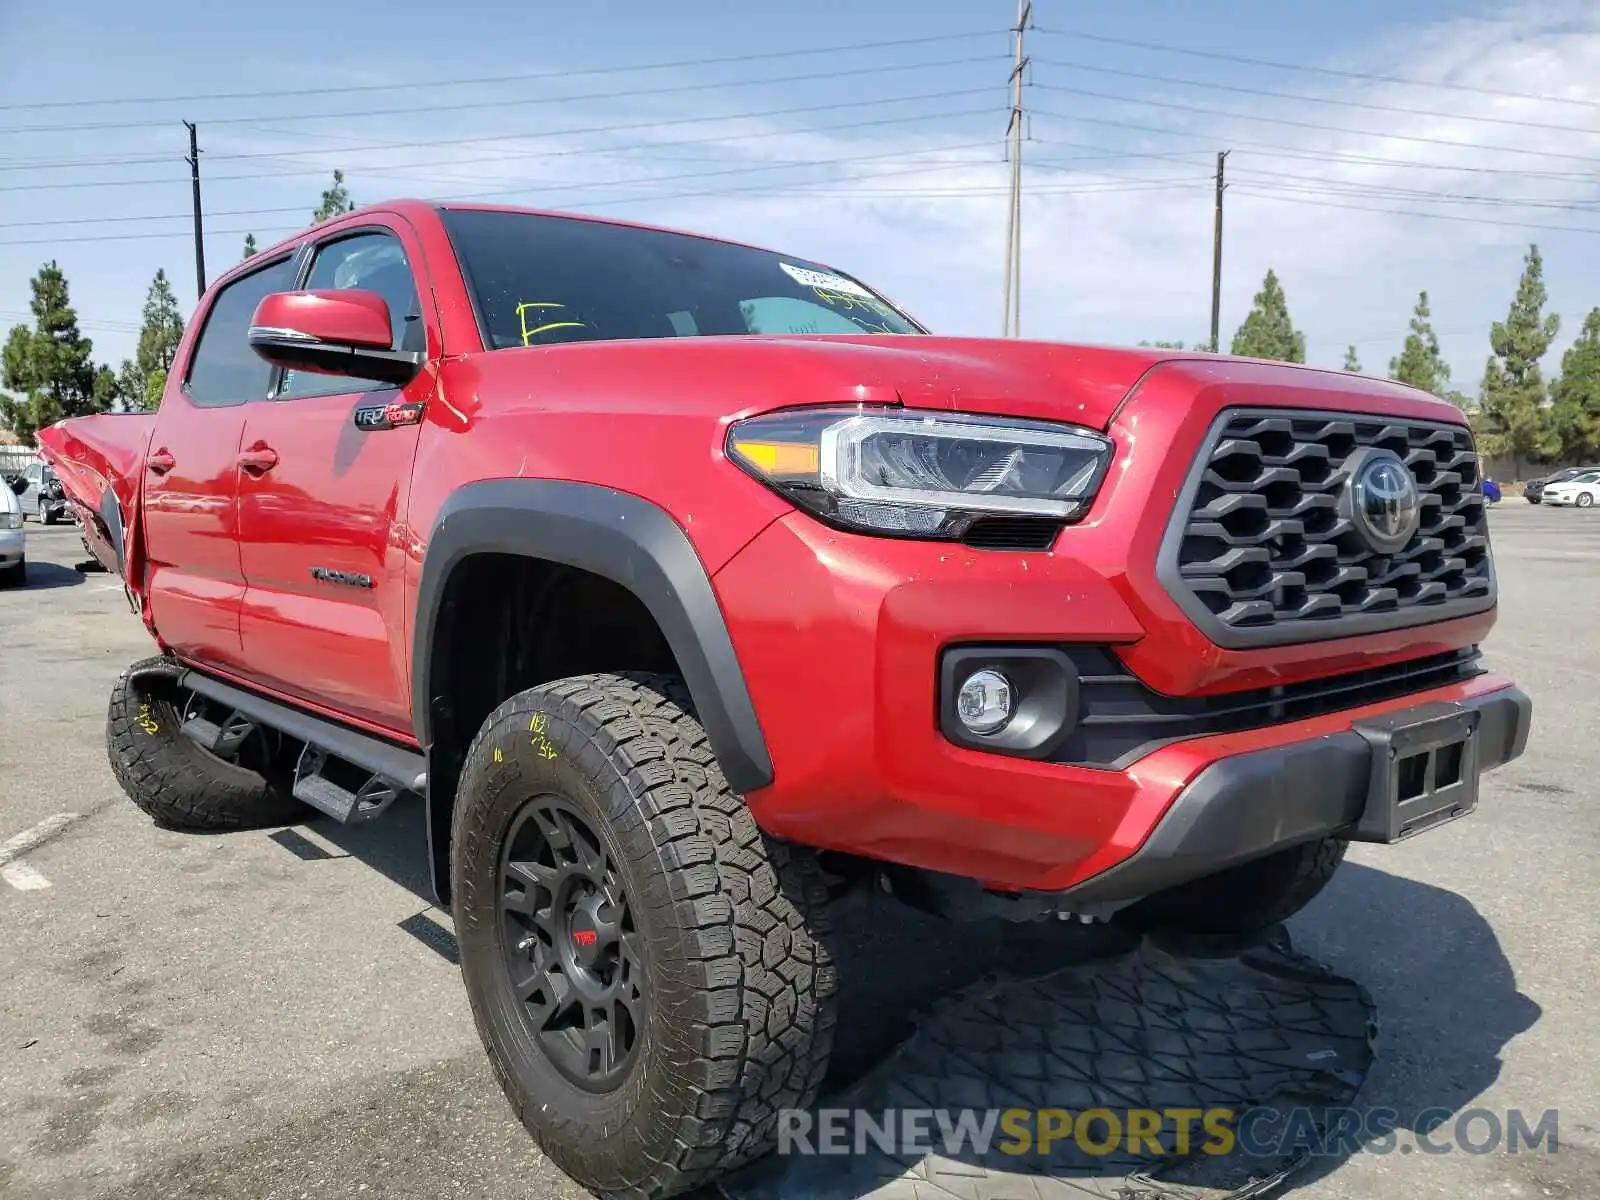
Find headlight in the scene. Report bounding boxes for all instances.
[0,511,20,530]
[726,407,1113,540]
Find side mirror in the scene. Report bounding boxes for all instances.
[248,290,423,387]
[6,475,26,496]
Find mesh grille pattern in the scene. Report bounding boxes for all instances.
[1165,410,1492,641]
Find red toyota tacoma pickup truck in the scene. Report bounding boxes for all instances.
[39,200,1530,1198]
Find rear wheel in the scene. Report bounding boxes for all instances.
[0,560,23,588]
[107,656,306,830]
[452,672,837,1200]
[1117,837,1348,937]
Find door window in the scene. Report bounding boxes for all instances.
[278,231,423,400]
[183,256,299,408]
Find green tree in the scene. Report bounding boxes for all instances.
[242,233,258,260]
[1475,244,1560,472]
[116,268,185,411]
[1388,290,1452,398]
[1229,269,1305,362]
[313,170,353,223]
[0,262,110,443]
[1549,307,1600,462]
[1343,345,1362,372]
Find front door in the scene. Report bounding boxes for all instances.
[234,224,434,737]
[140,253,299,672]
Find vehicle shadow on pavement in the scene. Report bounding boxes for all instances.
[1286,860,1542,1184]
[16,562,85,590]
[271,809,1542,1199]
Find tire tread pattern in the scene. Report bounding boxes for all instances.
[107,655,304,831]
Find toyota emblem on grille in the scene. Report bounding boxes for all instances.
[1346,448,1421,553]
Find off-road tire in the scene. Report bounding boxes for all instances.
[39,504,56,525]
[1118,837,1348,937]
[107,656,305,830]
[0,560,22,588]
[452,672,837,1200]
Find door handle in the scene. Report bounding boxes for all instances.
[237,444,279,474]
[146,448,175,475]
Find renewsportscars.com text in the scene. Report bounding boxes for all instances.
[776,1106,1560,1160]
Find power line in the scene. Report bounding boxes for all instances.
[1227,168,1600,213]
[0,94,1006,192]
[1031,122,1599,180]
[0,31,1002,112]
[0,54,1003,136]
[1033,26,1600,110]
[1032,84,1600,165]
[1228,186,1600,236]
[1033,57,1600,135]
[0,143,1008,230]
[0,170,1209,250]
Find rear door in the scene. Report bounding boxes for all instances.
[141,253,300,671]
[234,221,435,736]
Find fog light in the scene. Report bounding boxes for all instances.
[956,669,1013,735]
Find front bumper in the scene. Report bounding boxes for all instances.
[1056,685,1531,905]
[717,513,1527,894]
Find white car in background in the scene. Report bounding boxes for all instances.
[1542,469,1600,508]
[0,473,26,586]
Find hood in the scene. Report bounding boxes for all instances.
[451,335,1188,431]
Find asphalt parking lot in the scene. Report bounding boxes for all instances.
[1,506,1596,1200]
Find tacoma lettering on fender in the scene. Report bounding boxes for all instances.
[38,200,1532,1199]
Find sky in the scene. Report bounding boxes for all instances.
[0,0,1597,393]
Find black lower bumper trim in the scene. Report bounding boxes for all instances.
[1056,686,1532,907]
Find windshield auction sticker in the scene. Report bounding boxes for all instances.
[780,262,875,299]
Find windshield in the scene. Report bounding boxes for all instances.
[439,208,924,350]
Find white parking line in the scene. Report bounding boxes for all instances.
[0,812,82,892]
[1,862,52,890]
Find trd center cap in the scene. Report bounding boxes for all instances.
[568,893,613,969]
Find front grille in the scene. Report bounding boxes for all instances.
[1049,646,1484,769]
[1159,409,1494,648]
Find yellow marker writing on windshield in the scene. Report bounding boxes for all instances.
[516,301,586,346]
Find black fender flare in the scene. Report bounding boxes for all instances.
[413,480,774,901]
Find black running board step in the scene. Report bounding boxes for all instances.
[177,668,427,794]
[179,707,258,758]
[292,749,403,825]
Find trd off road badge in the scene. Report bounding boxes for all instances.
[353,400,425,431]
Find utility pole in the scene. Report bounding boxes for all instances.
[184,121,206,303]
[1001,0,1032,338]
[1209,150,1228,353]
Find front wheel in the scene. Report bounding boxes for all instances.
[1578,493,1595,508]
[452,673,837,1200]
